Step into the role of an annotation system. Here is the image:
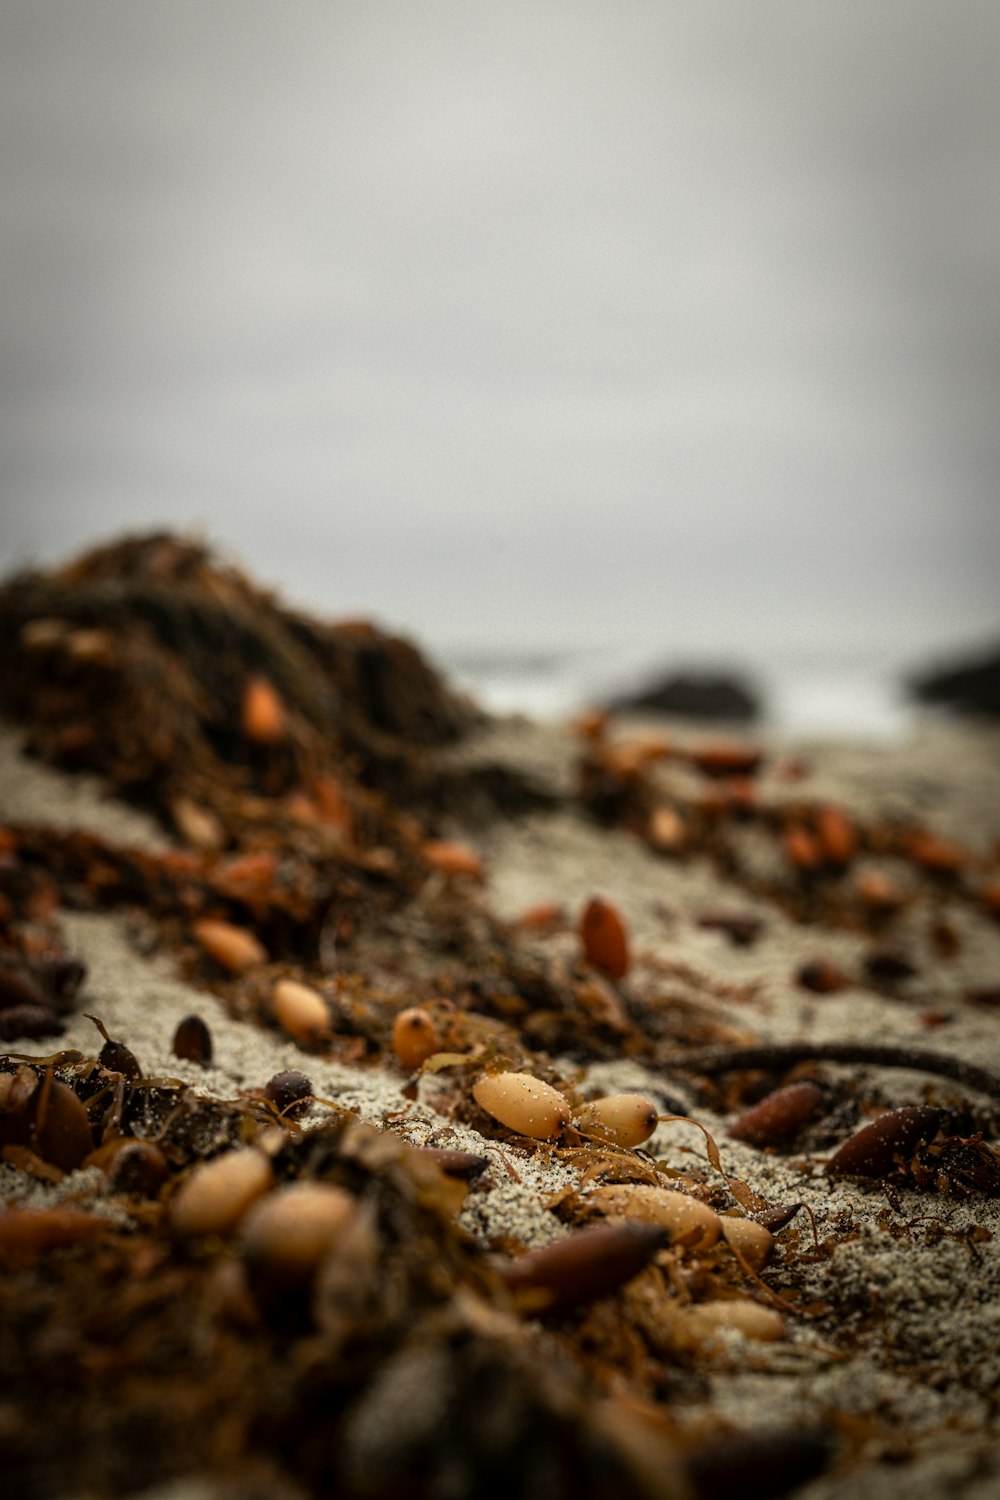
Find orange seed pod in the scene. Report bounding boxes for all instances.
[580,896,630,980]
[472,1071,570,1140]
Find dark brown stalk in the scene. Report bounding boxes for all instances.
[671,1041,1000,1102]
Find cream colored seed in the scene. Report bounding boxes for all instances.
[575,1093,659,1148]
[169,1148,274,1237]
[272,979,331,1045]
[392,1007,440,1071]
[193,917,268,974]
[676,1298,786,1343]
[240,1182,359,1282]
[586,1184,720,1248]
[472,1071,570,1140]
[172,796,225,852]
[720,1216,774,1271]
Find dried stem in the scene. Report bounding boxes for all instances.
[671,1041,1000,1103]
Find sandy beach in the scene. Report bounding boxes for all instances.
[2,537,1000,1500]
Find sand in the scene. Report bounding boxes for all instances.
[3,711,1000,1499]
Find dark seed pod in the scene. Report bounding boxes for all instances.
[98,1039,142,1081]
[730,1082,824,1147]
[580,897,630,980]
[754,1201,804,1234]
[685,1425,835,1500]
[104,1140,170,1196]
[413,1146,489,1180]
[172,1014,213,1065]
[0,1003,65,1041]
[32,1079,94,1172]
[264,1068,314,1117]
[501,1219,667,1314]
[863,948,918,983]
[825,1105,941,1179]
[795,959,849,995]
[0,964,48,1013]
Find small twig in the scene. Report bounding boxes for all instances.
[670,1041,1000,1103]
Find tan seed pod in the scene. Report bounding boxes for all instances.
[472,1071,570,1140]
[575,1093,659,1148]
[241,675,287,743]
[719,1216,775,1271]
[675,1297,786,1343]
[171,796,225,852]
[169,1147,274,1237]
[586,1184,720,1248]
[815,804,856,867]
[240,1181,359,1284]
[648,804,686,854]
[272,979,331,1045]
[391,1007,440,1070]
[19,618,68,651]
[193,918,267,974]
[729,1082,824,1147]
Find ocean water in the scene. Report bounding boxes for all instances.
[440,643,920,741]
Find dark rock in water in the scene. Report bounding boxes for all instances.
[606,669,759,721]
[911,643,1000,718]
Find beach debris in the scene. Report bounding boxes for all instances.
[795,958,849,994]
[264,1068,314,1117]
[193,918,268,974]
[240,1181,361,1286]
[169,1147,275,1237]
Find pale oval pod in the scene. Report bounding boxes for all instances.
[676,1298,786,1343]
[271,978,331,1045]
[575,1093,659,1148]
[719,1216,774,1271]
[193,918,267,974]
[240,1181,359,1285]
[648,804,686,854]
[171,796,225,852]
[472,1071,570,1140]
[391,1007,440,1071]
[586,1184,720,1249]
[421,839,484,880]
[19,617,68,652]
[169,1147,274,1237]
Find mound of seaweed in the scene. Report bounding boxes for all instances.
[0,531,481,860]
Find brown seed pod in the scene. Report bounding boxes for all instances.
[172,1013,213,1064]
[815,805,857,868]
[271,978,331,1045]
[580,896,630,980]
[240,1182,359,1286]
[907,832,967,874]
[0,964,49,1012]
[98,1037,142,1080]
[795,959,849,995]
[856,869,905,913]
[729,1082,824,1147]
[241,675,287,743]
[391,1007,440,1071]
[782,824,822,873]
[472,1071,570,1140]
[688,742,763,778]
[586,1184,721,1248]
[980,880,1000,920]
[413,1146,489,1180]
[648,804,686,854]
[86,1138,169,1196]
[169,1147,274,1237]
[575,1093,659,1148]
[193,918,268,974]
[264,1068,314,1117]
[502,1219,668,1314]
[171,796,225,852]
[824,1105,941,1179]
[421,839,484,880]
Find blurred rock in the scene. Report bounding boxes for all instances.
[910,643,1000,718]
[605,669,759,721]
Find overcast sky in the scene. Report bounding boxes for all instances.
[1,1,998,662]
